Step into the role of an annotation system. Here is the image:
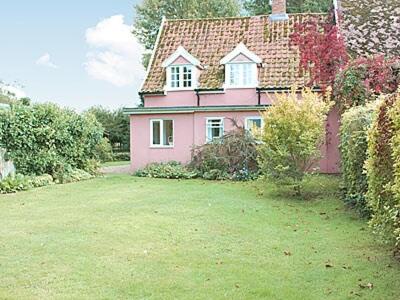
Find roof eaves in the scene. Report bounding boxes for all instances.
[139,16,166,92]
[123,105,270,115]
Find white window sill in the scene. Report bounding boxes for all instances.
[149,145,174,149]
[224,85,258,89]
[165,87,196,92]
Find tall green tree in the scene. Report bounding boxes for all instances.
[243,0,332,16]
[87,106,130,151]
[133,0,241,52]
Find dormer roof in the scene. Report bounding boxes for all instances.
[161,46,202,68]
[220,43,262,65]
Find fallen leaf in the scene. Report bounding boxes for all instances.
[284,251,292,256]
[325,262,334,268]
[235,283,240,288]
[359,282,373,289]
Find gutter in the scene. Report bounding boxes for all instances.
[123,105,270,115]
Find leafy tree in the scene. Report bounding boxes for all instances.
[290,14,348,89]
[133,0,241,51]
[258,87,332,195]
[0,103,104,176]
[87,106,130,151]
[243,0,332,16]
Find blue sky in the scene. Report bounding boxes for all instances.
[0,0,145,110]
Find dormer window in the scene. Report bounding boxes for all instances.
[162,46,201,91]
[170,65,193,88]
[227,63,257,87]
[220,43,262,89]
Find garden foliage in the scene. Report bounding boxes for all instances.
[334,56,400,111]
[135,161,197,179]
[339,104,376,216]
[258,87,332,193]
[0,173,54,194]
[0,103,104,177]
[366,90,400,253]
[190,126,259,181]
[290,13,348,88]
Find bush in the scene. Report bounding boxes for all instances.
[30,174,54,188]
[54,167,94,184]
[0,103,104,176]
[339,104,376,216]
[112,152,130,161]
[258,87,332,195]
[134,161,197,179]
[0,173,54,194]
[0,174,31,194]
[366,90,400,253]
[95,138,113,162]
[190,127,259,181]
[334,56,400,111]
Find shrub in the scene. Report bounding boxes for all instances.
[190,127,259,181]
[134,161,197,179]
[0,103,104,176]
[366,90,400,253]
[94,138,113,162]
[258,87,332,195]
[0,174,31,194]
[339,103,376,216]
[112,152,130,161]
[54,167,94,184]
[334,56,400,111]
[30,174,54,188]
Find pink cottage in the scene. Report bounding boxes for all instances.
[125,0,341,173]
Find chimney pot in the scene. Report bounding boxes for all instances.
[269,0,288,21]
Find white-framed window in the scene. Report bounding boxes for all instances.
[166,65,194,90]
[206,118,224,142]
[245,117,264,136]
[150,119,174,147]
[225,63,258,88]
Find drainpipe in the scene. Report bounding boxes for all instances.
[195,89,200,107]
[256,88,261,106]
[138,92,145,107]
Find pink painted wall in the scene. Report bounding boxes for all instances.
[130,108,341,173]
[130,110,265,170]
[145,89,274,107]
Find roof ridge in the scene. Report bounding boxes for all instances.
[164,12,327,22]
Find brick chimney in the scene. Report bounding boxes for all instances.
[269,0,288,21]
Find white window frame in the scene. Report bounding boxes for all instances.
[245,116,264,131]
[166,65,196,91]
[150,119,174,148]
[206,117,224,142]
[225,62,258,88]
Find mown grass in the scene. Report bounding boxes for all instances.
[100,160,130,167]
[0,175,399,299]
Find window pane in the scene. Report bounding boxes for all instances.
[206,118,224,141]
[163,120,173,146]
[171,67,180,88]
[183,66,192,87]
[152,121,161,145]
[243,64,252,85]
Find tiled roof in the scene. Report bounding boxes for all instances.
[339,0,400,57]
[141,14,327,93]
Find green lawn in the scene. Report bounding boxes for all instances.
[101,160,130,167]
[0,175,399,299]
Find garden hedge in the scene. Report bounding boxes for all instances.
[0,103,104,176]
[366,90,400,253]
[339,104,376,216]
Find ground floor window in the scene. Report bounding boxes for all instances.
[245,117,263,135]
[206,118,224,142]
[150,119,174,147]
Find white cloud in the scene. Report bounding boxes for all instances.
[0,82,26,99]
[84,15,145,87]
[36,53,58,68]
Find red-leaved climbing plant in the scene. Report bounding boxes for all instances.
[290,13,349,89]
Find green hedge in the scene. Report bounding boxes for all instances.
[339,104,376,216]
[0,103,104,176]
[366,91,400,253]
[134,161,197,179]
